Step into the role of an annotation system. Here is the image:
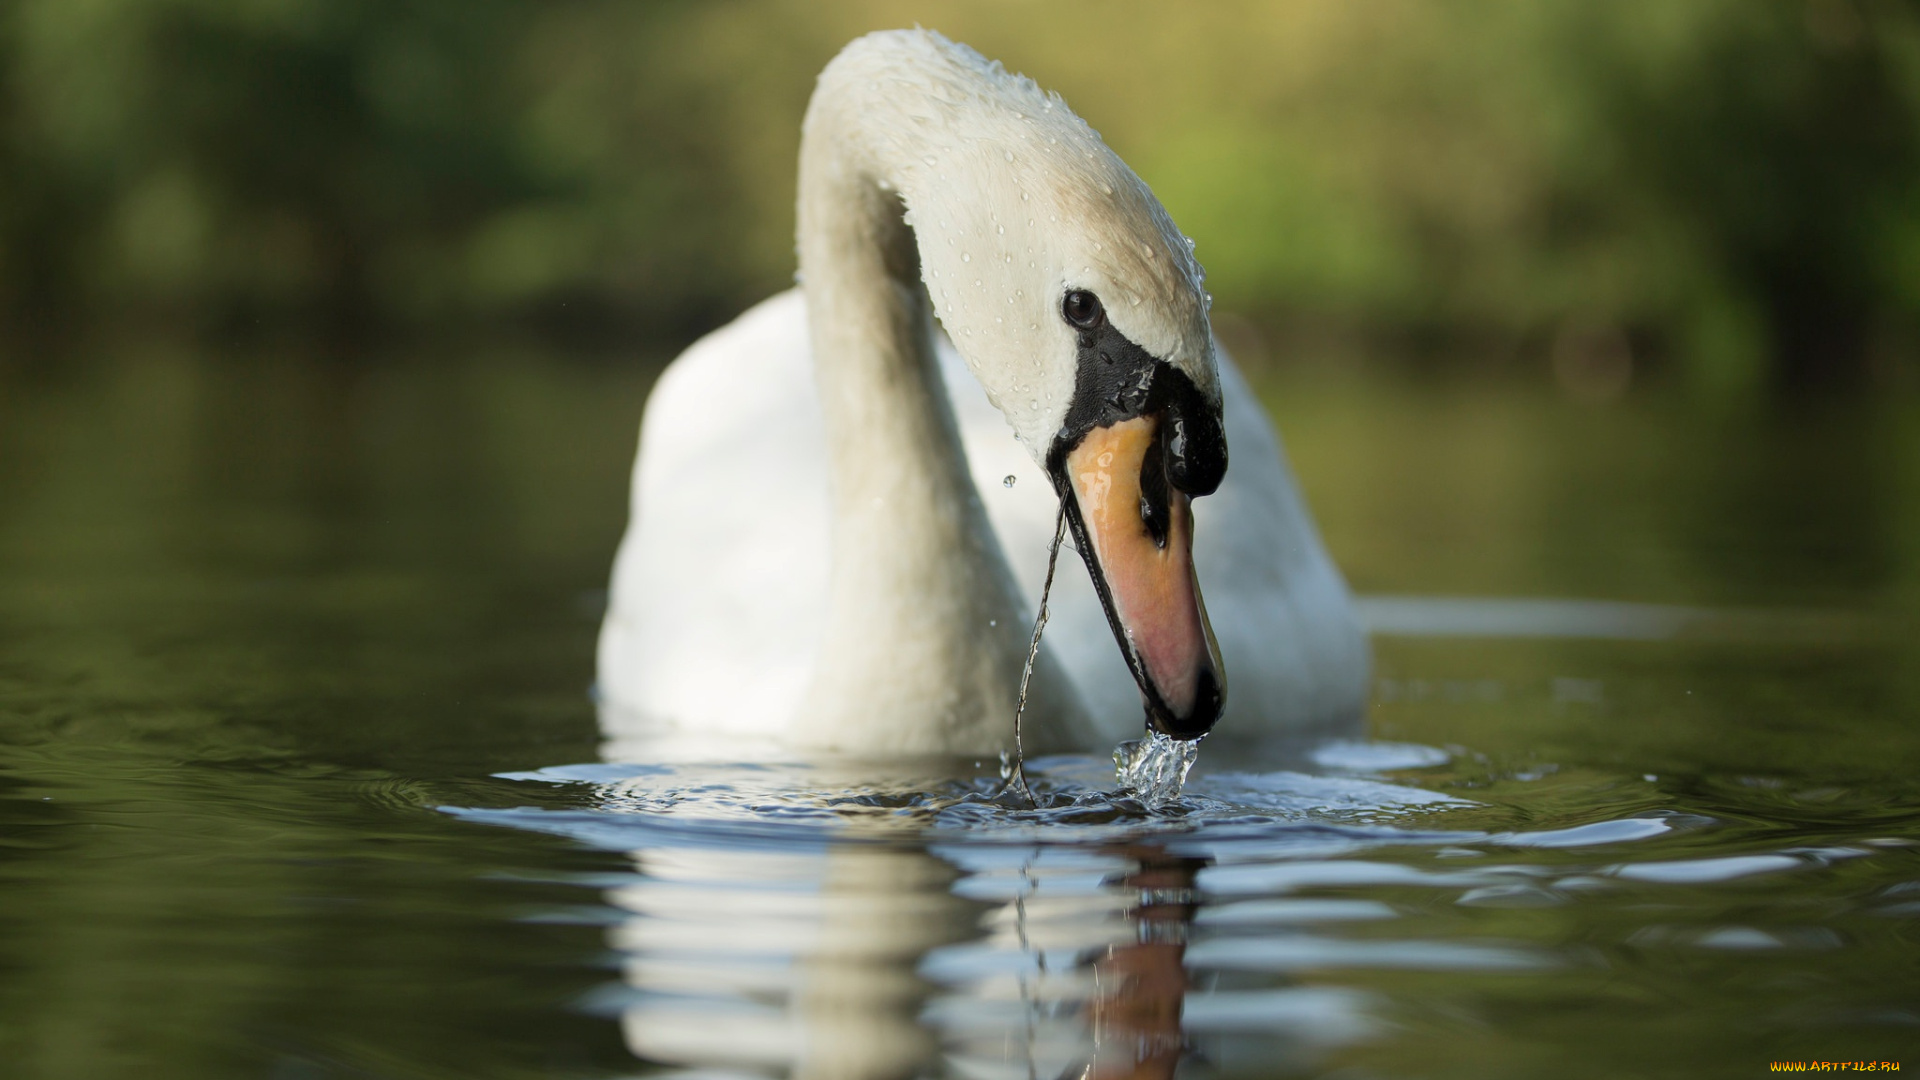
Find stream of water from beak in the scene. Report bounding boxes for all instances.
[1006,504,1068,807]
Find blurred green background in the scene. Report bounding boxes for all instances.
[5,0,1919,395]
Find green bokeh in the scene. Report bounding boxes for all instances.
[2,0,1916,390]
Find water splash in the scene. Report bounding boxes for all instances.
[1114,731,1203,809]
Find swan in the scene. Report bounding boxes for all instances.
[597,30,1367,757]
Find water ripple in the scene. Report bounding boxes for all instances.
[443,739,1920,1078]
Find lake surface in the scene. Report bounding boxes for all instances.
[1,342,1916,1078]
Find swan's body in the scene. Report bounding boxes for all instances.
[597,31,1367,757]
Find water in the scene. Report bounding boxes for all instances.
[1,345,1917,1078]
[1114,731,1203,807]
[1008,503,1070,807]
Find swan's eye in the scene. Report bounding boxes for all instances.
[1062,290,1104,329]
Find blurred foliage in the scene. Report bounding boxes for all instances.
[2,0,1917,389]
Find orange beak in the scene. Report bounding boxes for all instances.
[1061,415,1225,738]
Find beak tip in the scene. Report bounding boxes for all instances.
[1145,665,1224,741]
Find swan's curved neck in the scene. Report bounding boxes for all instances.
[791,70,1084,753]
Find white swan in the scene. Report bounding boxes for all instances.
[597,30,1367,757]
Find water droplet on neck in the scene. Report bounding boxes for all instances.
[1003,475,1016,488]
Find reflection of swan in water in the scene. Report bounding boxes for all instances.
[608,845,976,1078]
[604,840,1211,1078]
[596,29,1367,756]
[1085,852,1204,1080]
[457,758,1490,1077]
[600,833,1384,1078]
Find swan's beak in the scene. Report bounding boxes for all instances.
[1059,415,1226,738]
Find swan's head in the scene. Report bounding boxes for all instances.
[888,34,1228,737]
